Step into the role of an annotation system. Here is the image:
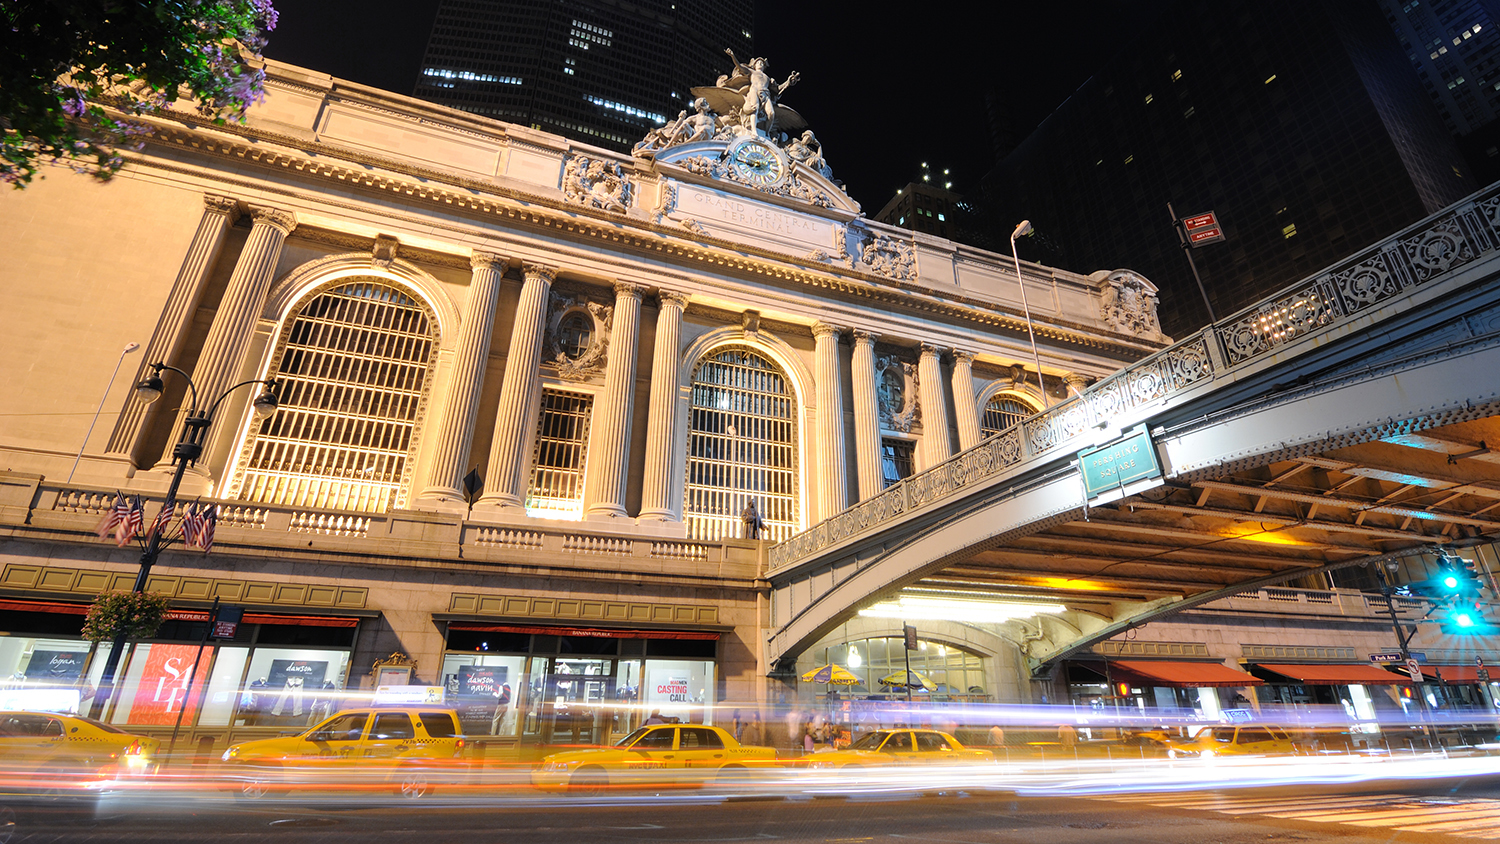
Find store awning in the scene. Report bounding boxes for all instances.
[0,599,88,615]
[1109,660,1264,688]
[1258,663,1412,685]
[447,622,719,640]
[1421,665,1488,683]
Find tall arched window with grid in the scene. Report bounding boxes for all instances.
[981,394,1036,439]
[228,278,438,513]
[684,345,799,542]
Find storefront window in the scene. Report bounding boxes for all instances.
[438,653,527,737]
[0,636,96,713]
[642,658,714,723]
[197,647,249,727]
[237,647,351,729]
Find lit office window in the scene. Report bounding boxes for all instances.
[685,346,799,542]
[981,395,1035,438]
[526,390,593,520]
[232,279,436,513]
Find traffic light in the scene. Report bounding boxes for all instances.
[1443,600,1493,634]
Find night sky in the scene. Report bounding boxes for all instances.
[261,1,1167,211]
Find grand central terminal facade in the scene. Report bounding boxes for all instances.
[0,57,1483,751]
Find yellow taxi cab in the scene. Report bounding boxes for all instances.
[220,707,468,799]
[799,729,995,769]
[1166,724,1297,759]
[532,723,777,791]
[0,711,160,794]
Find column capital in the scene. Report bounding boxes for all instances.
[812,321,845,340]
[919,341,947,358]
[658,289,690,310]
[246,205,296,234]
[1063,372,1094,395]
[521,261,558,285]
[202,194,240,219]
[952,349,976,366]
[613,280,646,300]
[470,250,508,271]
[852,328,880,346]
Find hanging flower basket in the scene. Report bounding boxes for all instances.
[81,591,171,643]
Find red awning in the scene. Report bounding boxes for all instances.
[1,599,356,628]
[1109,660,1263,688]
[1258,663,1412,685]
[1421,665,1489,683]
[448,622,719,640]
[0,599,89,615]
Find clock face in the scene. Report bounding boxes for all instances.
[728,139,785,187]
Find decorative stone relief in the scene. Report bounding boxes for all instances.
[1092,269,1163,336]
[562,154,631,214]
[861,233,916,281]
[542,289,612,381]
[651,181,677,224]
[677,155,837,207]
[371,234,399,269]
[875,353,919,432]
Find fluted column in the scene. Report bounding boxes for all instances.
[952,349,982,451]
[109,194,239,463]
[152,205,295,472]
[419,251,507,506]
[813,322,849,519]
[638,291,690,523]
[851,329,883,501]
[916,343,952,470]
[584,282,644,520]
[473,262,557,513]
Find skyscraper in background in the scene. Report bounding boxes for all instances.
[980,0,1476,338]
[413,0,755,151]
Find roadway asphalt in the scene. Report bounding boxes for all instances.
[7,777,1500,843]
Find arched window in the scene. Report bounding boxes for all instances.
[229,278,438,513]
[981,394,1035,438]
[685,345,799,542]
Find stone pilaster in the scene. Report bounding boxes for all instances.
[584,282,644,520]
[153,204,295,473]
[813,321,849,519]
[952,349,982,451]
[109,194,240,464]
[418,251,507,507]
[473,262,557,514]
[1063,372,1094,397]
[638,291,690,523]
[851,329,883,501]
[917,343,952,470]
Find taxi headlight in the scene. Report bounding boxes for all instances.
[1200,749,1215,759]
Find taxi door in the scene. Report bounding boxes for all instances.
[627,726,680,773]
[301,711,370,769]
[879,730,921,765]
[362,711,418,763]
[913,731,959,764]
[0,714,66,772]
[1233,727,1283,755]
[676,727,728,771]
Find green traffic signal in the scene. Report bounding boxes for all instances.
[1443,573,1460,590]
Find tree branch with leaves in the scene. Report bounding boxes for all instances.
[0,0,278,188]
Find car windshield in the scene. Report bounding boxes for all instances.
[615,727,651,747]
[849,731,888,750]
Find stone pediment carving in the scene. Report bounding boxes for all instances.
[875,353,919,432]
[860,232,916,282]
[562,153,631,214]
[1090,269,1164,338]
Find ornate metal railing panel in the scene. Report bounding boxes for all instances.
[768,181,1500,571]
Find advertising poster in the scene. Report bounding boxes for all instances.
[23,649,86,682]
[126,644,205,725]
[264,659,328,720]
[645,668,693,720]
[455,665,507,735]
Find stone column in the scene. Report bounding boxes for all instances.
[584,282,644,520]
[952,349,983,451]
[851,329,883,501]
[418,251,507,507]
[916,343,952,470]
[813,322,849,519]
[1063,372,1093,397]
[638,291,690,523]
[473,262,557,514]
[108,194,239,463]
[152,204,295,471]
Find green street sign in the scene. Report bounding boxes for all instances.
[1078,429,1162,499]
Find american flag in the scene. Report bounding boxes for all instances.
[198,504,217,553]
[149,500,176,542]
[119,495,145,547]
[181,503,201,548]
[94,492,129,541]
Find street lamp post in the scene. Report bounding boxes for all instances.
[1009,221,1049,408]
[89,363,278,719]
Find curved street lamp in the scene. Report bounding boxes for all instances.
[1009,220,1050,408]
[89,363,279,718]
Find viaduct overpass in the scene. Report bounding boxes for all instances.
[765,183,1500,676]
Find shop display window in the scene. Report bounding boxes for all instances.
[237,647,351,729]
[438,653,528,737]
[642,658,715,724]
[0,636,95,712]
[196,647,249,726]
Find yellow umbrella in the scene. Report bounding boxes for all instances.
[878,669,937,691]
[800,664,861,685]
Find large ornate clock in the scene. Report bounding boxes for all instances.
[726,137,786,188]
